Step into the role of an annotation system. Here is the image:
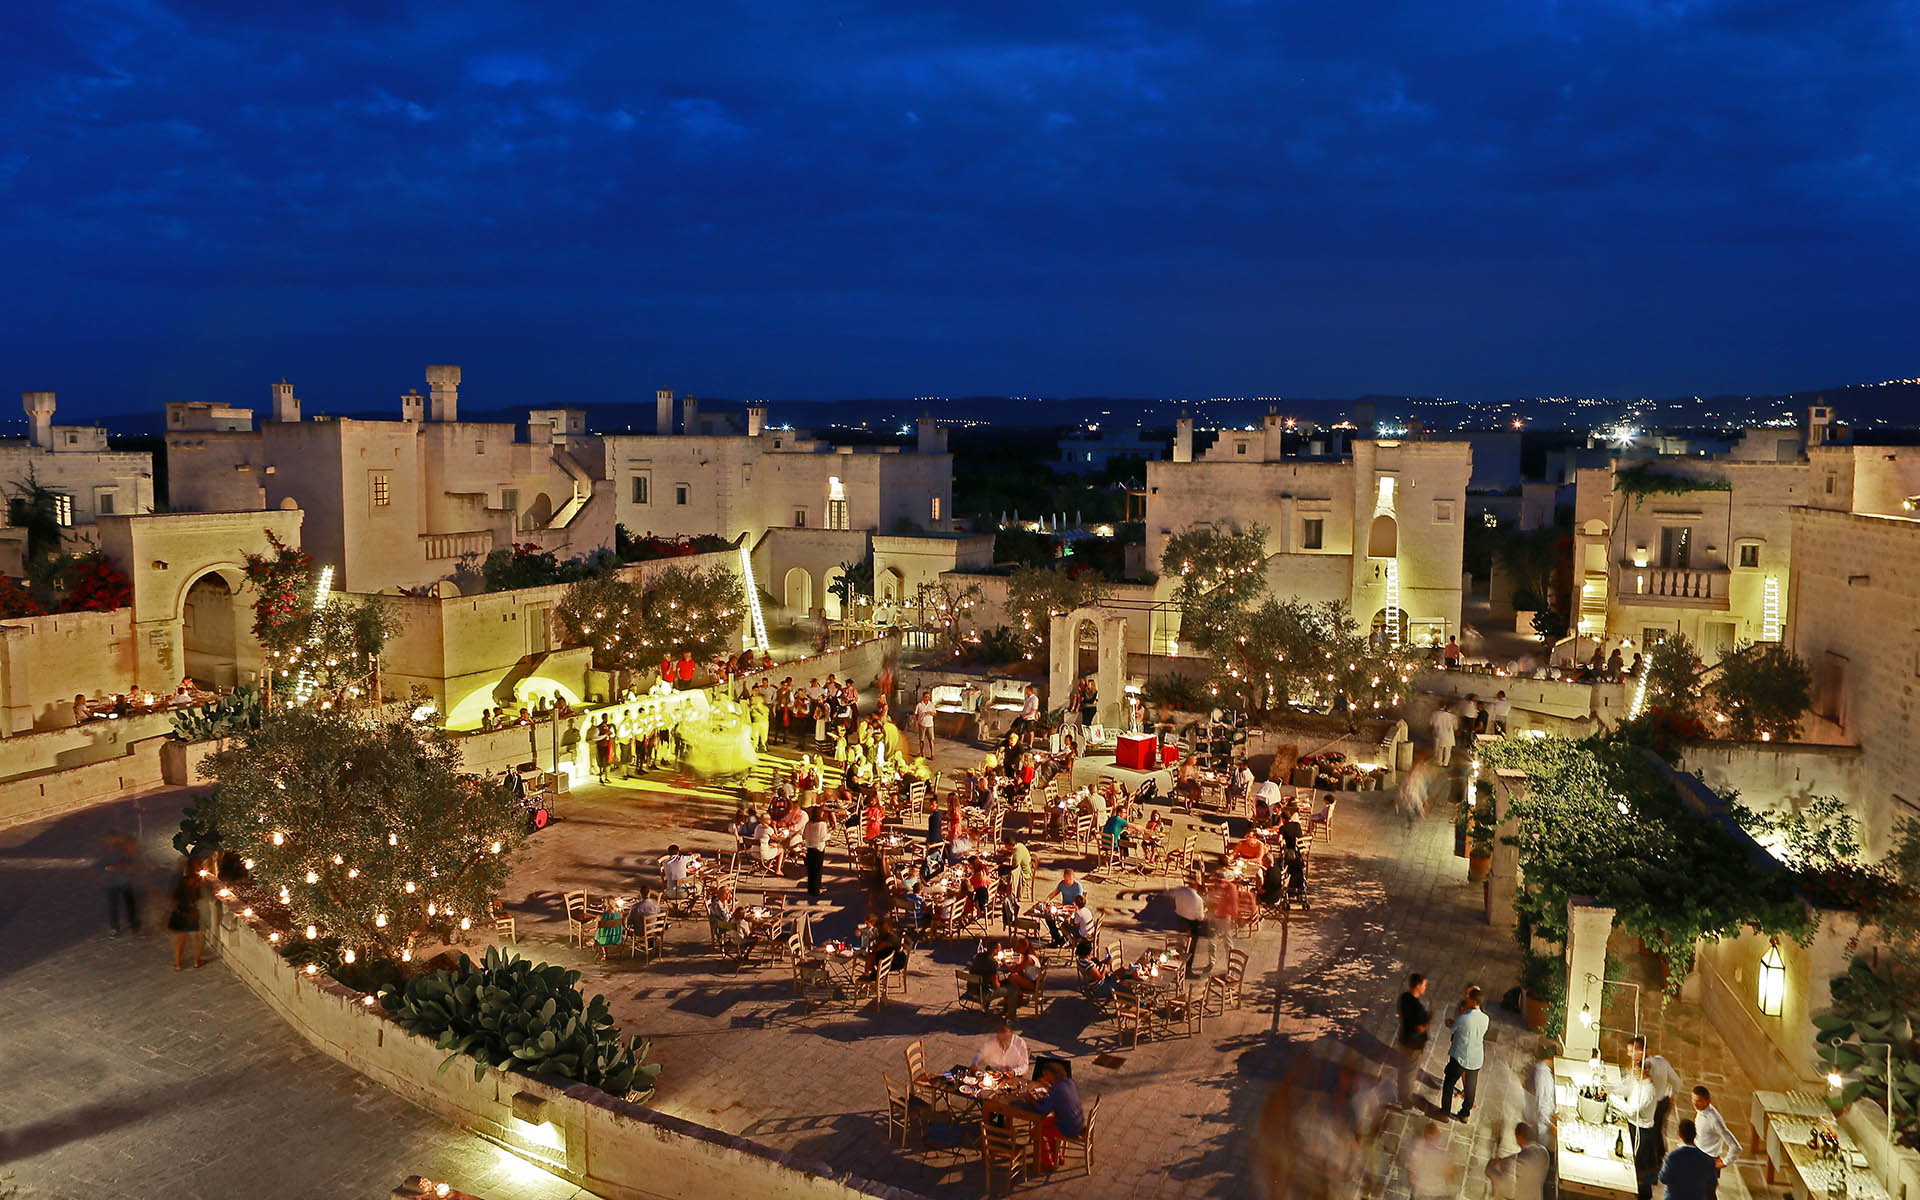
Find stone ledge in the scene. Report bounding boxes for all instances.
[208,895,932,1200]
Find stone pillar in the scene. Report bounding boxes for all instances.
[425,364,460,422]
[1173,415,1193,463]
[1563,896,1617,1062]
[655,388,674,435]
[1096,615,1128,729]
[681,394,699,434]
[270,378,300,423]
[1488,769,1526,928]
[746,405,766,437]
[1048,612,1074,713]
[22,391,55,449]
[1262,409,1285,461]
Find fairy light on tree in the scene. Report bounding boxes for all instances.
[1160,524,1268,654]
[243,532,396,709]
[555,564,744,677]
[1208,596,1414,717]
[198,709,528,961]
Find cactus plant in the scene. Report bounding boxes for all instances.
[169,686,264,741]
[379,946,661,1101]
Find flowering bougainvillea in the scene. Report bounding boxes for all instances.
[0,574,44,619]
[55,554,133,613]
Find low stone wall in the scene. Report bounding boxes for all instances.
[1677,740,1864,822]
[0,734,167,830]
[0,711,172,781]
[1417,669,1627,735]
[207,897,930,1200]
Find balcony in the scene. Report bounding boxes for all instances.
[1614,564,1730,609]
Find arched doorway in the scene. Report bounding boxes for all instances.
[823,569,844,621]
[1368,606,1409,647]
[1367,514,1398,558]
[783,566,812,614]
[1075,618,1100,682]
[525,493,553,530]
[182,569,244,687]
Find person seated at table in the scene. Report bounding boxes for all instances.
[72,693,92,724]
[862,795,886,842]
[660,845,696,900]
[1278,806,1304,849]
[1048,868,1085,908]
[767,788,791,825]
[1101,808,1129,856]
[1076,946,1139,1000]
[1252,794,1275,828]
[1282,844,1307,903]
[706,884,735,940]
[756,822,787,876]
[950,825,975,860]
[966,856,993,921]
[863,913,907,980]
[1233,830,1267,863]
[972,1020,1031,1076]
[1258,854,1288,906]
[1067,895,1098,954]
[1138,810,1166,854]
[995,939,1043,1020]
[1032,1059,1087,1172]
[632,887,662,918]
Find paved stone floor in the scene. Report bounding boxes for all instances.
[0,790,589,1200]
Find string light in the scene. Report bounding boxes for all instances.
[305,924,318,939]
[404,881,417,893]
[271,831,285,846]
[375,912,388,927]
[305,963,319,975]
[343,949,357,964]
[305,870,319,884]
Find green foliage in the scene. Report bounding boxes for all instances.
[909,579,984,654]
[1530,609,1569,643]
[1001,565,1106,660]
[1480,733,1811,995]
[1711,641,1812,741]
[1492,527,1566,624]
[968,625,1025,665]
[1643,634,1705,720]
[1209,596,1415,718]
[993,528,1058,568]
[827,554,875,610]
[1161,525,1269,655]
[1812,957,1919,1145]
[1143,672,1208,712]
[202,711,529,958]
[1614,463,1732,505]
[172,792,224,858]
[245,533,399,706]
[481,543,617,593]
[555,564,744,674]
[7,469,66,569]
[1731,795,1862,871]
[169,685,263,741]
[381,945,662,1100]
[613,527,734,562]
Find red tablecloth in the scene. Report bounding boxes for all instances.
[1115,733,1157,771]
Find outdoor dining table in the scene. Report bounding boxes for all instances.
[807,940,866,985]
[920,1066,1046,1114]
[737,905,785,938]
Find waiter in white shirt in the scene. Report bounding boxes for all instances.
[972,1021,1031,1076]
[1687,1085,1739,1171]
[1520,1039,1560,1188]
[1626,1035,1682,1153]
[1611,1060,1660,1200]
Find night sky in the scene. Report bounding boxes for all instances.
[4,1,1916,417]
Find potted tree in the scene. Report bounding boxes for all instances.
[1466,781,1496,882]
[1520,948,1562,1033]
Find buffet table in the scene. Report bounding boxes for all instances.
[1550,1057,1638,1197]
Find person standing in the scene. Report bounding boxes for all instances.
[802,806,831,903]
[1489,690,1512,735]
[1626,1036,1681,1156]
[1613,1059,1659,1200]
[676,652,696,690]
[1017,685,1040,745]
[1687,1085,1738,1171]
[102,832,141,937]
[1521,1039,1561,1187]
[1442,636,1462,669]
[1485,1122,1551,1200]
[589,716,614,780]
[1459,694,1481,736]
[1441,985,1489,1119]
[913,689,936,759]
[1394,973,1431,1107]
[1656,1119,1720,1199]
[165,862,205,970]
[1168,874,1207,962]
[1405,1119,1458,1200]
[1431,704,1459,767]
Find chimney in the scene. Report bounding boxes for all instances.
[271,378,300,423]
[655,388,674,435]
[1806,402,1834,448]
[1263,407,1285,461]
[1173,414,1193,463]
[22,392,55,449]
[682,394,700,435]
[746,404,767,437]
[424,364,460,422]
[400,388,425,423]
[916,414,947,454]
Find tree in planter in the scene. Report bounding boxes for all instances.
[1710,641,1812,741]
[827,554,875,614]
[909,578,984,655]
[243,532,398,706]
[1209,597,1415,718]
[1160,525,1268,654]
[1001,565,1105,661]
[201,710,528,962]
[1642,634,1705,721]
[554,564,744,674]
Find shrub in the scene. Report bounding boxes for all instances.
[169,685,263,741]
[1144,672,1207,712]
[380,946,662,1100]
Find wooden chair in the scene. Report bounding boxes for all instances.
[864,963,896,1008]
[883,1073,933,1146]
[953,970,992,1015]
[1233,887,1263,937]
[1113,992,1156,1046]
[1157,978,1204,1037]
[562,890,592,947]
[1073,811,1094,855]
[491,911,518,943]
[1309,795,1337,845]
[1205,948,1249,1014]
[1057,1095,1100,1175]
[979,1107,1030,1196]
[637,913,668,963]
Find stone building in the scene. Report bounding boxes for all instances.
[0,391,156,565]
[1142,414,1473,649]
[606,392,955,618]
[1568,405,1920,662]
[1055,426,1164,475]
[165,369,614,593]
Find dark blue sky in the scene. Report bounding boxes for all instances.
[4,0,1916,418]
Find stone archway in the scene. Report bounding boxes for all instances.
[1049,605,1129,729]
[96,509,306,690]
[181,568,248,687]
[1367,513,1398,558]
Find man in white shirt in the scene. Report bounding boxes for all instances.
[972,1021,1030,1076]
[660,845,694,899]
[1168,878,1206,959]
[1519,1040,1560,1187]
[1488,690,1512,735]
[1018,685,1040,744]
[1430,705,1459,767]
[1627,1036,1682,1154]
[1687,1085,1738,1170]
[1442,986,1489,1119]
[1611,1060,1660,1200]
[913,690,937,758]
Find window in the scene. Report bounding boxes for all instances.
[66,433,78,446]
[930,496,942,522]
[1302,519,1324,550]
[475,439,485,456]
[1235,442,1248,456]
[1659,525,1692,568]
[1825,475,1835,495]
[794,508,808,527]
[371,472,391,508]
[52,493,73,527]
[1642,627,1668,648]
[1738,543,1760,569]
[1433,500,1454,525]
[828,498,849,529]
[631,475,649,505]
[674,484,689,506]
[96,490,116,516]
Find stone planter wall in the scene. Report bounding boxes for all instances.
[206,895,931,1200]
